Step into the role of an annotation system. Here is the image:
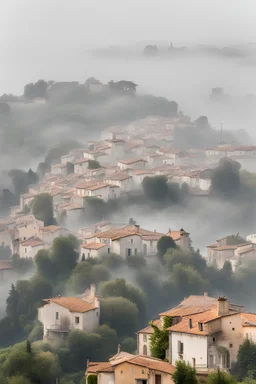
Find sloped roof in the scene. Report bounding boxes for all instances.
[44,297,97,313]
[0,260,13,270]
[81,242,107,250]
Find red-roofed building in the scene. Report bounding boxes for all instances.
[38,285,100,340]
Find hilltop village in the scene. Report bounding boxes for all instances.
[1,113,256,384]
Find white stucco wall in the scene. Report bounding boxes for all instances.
[19,243,45,259]
[170,332,208,367]
[38,301,100,338]
[112,235,142,258]
[138,332,151,355]
[80,245,107,260]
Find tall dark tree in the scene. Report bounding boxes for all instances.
[32,193,55,225]
[210,158,241,198]
[6,284,19,322]
[157,236,177,258]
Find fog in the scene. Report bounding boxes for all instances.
[1,0,256,320]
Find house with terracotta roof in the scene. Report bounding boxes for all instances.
[137,294,256,373]
[51,163,69,176]
[104,173,133,192]
[80,242,108,260]
[38,284,100,340]
[19,237,46,259]
[39,225,69,244]
[74,158,89,174]
[86,348,175,384]
[118,158,147,171]
[166,229,190,250]
[207,240,255,269]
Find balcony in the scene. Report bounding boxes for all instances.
[46,324,70,333]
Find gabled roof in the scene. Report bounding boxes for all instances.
[119,158,147,165]
[81,242,107,250]
[44,296,97,313]
[20,237,45,247]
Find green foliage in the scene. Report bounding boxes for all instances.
[50,235,79,281]
[170,263,207,296]
[0,244,11,260]
[88,160,101,169]
[121,337,136,353]
[67,330,101,371]
[68,261,93,293]
[96,325,118,359]
[88,375,98,384]
[28,321,43,342]
[142,175,169,201]
[32,193,55,225]
[237,339,256,380]
[100,297,139,337]
[8,169,38,201]
[157,236,176,258]
[226,234,246,245]
[207,369,236,384]
[210,158,241,198]
[172,360,198,384]
[8,376,32,384]
[150,316,172,360]
[125,254,146,268]
[99,278,147,324]
[102,253,124,269]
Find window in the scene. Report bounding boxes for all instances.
[96,311,99,317]
[192,358,196,367]
[177,341,184,354]
[232,328,235,331]
[131,239,133,244]
[108,248,110,254]
[127,248,131,256]
[229,343,233,348]
[121,371,123,374]
[135,248,138,256]
[143,345,148,355]
[24,237,26,240]
[198,322,203,331]
[150,240,153,246]
[75,317,80,324]
[56,312,59,320]
[143,334,147,342]
[155,374,162,384]
[25,248,27,253]
[212,337,216,342]
[142,370,145,374]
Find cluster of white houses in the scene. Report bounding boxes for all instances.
[37,287,256,375]
[137,294,256,372]
[206,234,256,270]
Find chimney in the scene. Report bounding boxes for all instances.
[217,297,229,316]
[134,224,140,234]
[117,344,121,354]
[204,292,208,297]
[90,284,96,298]
[86,359,89,369]
[154,229,156,232]
[112,133,116,140]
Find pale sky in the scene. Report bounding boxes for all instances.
[1,0,256,49]
[1,0,256,93]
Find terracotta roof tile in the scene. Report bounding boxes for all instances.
[81,242,107,250]
[0,260,13,270]
[45,297,97,313]
[87,362,114,373]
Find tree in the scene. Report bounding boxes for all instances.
[24,79,48,99]
[237,339,256,380]
[143,45,158,56]
[8,376,32,384]
[32,193,55,225]
[51,235,79,280]
[108,80,137,95]
[172,360,198,384]
[150,316,172,360]
[210,158,241,199]
[96,325,118,359]
[34,249,56,281]
[100,297,139,337]
[6,284,19,322]
[226,234,246,245]
[68,261,93,293]
[207,369,236,384]
[142,175,169,202]
[99,278,147,324]
[194,116,210,130]
[67,330,101,370]
[157,236,176,258]
[88,160,101,169]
